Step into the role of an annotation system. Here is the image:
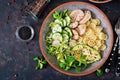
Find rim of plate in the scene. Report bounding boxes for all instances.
[89,0,112,4]
[39,1,114,76]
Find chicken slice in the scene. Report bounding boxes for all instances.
[69,22,78,28]
[70,10,84,22]
[72,29,79,40]
[79,10,91,24]
[76,24,86,35]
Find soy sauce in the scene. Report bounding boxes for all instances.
[18,26,32,40]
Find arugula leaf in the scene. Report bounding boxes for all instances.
[52,10,71,21]
[57,53,65,62]
[46,45,58,55]
[96,69,103,77]
[75,66,81,72]
[59,62,66,69]
[53,11,63,20]
[59,56,75,71]
[45,32,53,45]
[41,60,47,64]
[65,66,70,71]
[33,56,47,70]
[65,56,75,66]
[79,55,87,68]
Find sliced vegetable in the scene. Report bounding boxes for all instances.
[62,19,67,27]
[54,19,63,26]
[52,40,60,47]
[52,33,62,42]
[62,30,68,35]
[51,24,62,33]
[64,27,72,37]
[62,33,69,43]
[65,16,71,26]
[72,44,101,63]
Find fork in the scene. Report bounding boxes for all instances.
[104,36,118,73]
[115,17,120,76]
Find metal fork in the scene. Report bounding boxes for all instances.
[115,17,120,76]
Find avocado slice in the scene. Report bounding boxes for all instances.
[72,44,101,64]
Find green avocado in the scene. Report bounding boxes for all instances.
[72,44,101,64]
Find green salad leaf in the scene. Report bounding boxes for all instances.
[33,56,47,70]
[96,69,103,77]
[53,11,63,20]
[79,55,87,68]
[59,56,75,71]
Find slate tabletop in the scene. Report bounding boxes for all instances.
[0,0,120,80]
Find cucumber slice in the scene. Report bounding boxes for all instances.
[62,30,68,35]
[62,20,67,27]
[54,19,63,26]
[52,40,60,47]
[52,33,62,42]
[65,16,71,26]
[51,24,62,33]
[64,27,72,37]
[62,33,69,43]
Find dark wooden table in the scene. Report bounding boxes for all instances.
[0,0,120,80]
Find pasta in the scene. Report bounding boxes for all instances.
[87,39,96,47]
[91,19,100,26]
[100,44,106,51]
[89,23,96,29]
[78,18,107,51]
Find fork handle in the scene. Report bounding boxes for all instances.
[115,37,120,76]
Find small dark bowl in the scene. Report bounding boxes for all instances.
[16,25,34,42]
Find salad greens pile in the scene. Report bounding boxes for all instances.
[45,10,101,72]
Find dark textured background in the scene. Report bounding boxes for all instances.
[0,0,120,80]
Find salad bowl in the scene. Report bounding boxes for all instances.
[39,2,113,76]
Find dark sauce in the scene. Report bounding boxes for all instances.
[19,26,31,40]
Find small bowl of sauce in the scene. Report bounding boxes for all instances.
[16,25,34,42]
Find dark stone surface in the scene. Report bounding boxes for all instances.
[0,0,120,80]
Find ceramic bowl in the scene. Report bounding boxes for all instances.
[40,2,114,76]
[89,0,112,4]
